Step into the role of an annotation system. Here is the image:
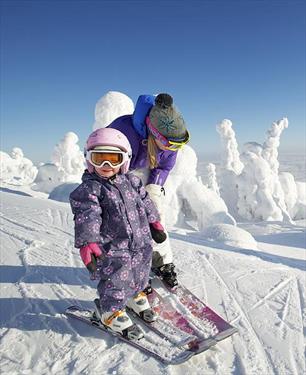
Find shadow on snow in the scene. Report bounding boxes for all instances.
[0,265,94,285]
[0,296,107,340]
[0,187,32,197]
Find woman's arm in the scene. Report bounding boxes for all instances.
[147,151,178,186]
[129,174,160,223]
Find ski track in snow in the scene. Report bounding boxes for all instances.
[0,191,305,375]
[171,235,305,375]
[203,253,276,375]
[177,248,272,375]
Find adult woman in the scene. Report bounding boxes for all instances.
[107,93,190,287]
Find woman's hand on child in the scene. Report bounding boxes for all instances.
[80,243,103,273]
[150,221,167,243]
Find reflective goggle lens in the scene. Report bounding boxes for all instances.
[166,131,190,150]
[90,152,123,166]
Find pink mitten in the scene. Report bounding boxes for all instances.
[80,243,103,273]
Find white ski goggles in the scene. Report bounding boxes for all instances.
[86,149,129,168]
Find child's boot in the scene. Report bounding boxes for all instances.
[143,279,153,295]
[94,299,143,340]
[126,292,158,323]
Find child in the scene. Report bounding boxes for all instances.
[69,127,166,340]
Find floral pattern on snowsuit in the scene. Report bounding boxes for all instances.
[70,170,160,312]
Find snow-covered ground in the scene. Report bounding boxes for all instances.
[1,186,305,375]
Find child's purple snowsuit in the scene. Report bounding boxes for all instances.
[70,170,160,313]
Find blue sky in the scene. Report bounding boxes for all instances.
[1,0,305,163]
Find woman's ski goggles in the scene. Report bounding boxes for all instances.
[86,149,128,168]
[146,117,190,151]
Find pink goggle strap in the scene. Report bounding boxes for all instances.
[145,117,170,146]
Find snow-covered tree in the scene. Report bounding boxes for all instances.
[216,119,243,217]
[93,91,134,130]
[262,118,291,222]
[237,150,283,221]
[279,173,306,220]
[216,119,244,174]
[0,151,13,180]
[0,147,37,185]
[165,145,236,230]
[262,118,288,173]
[293,181,306,219]
[206,163,220,196]
[51,132,84,182]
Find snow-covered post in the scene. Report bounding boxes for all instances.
[52,132,84,182]
[262,118,292,222]
[206,163,220,196]
[216,119,244,217]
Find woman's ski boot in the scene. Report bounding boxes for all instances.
[94,299,143,340]
[126,291,158,323]
[155,263,178,288]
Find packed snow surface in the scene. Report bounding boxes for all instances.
[1,189,305,375]
[202,224,258,250]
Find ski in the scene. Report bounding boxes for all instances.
[127,306,195,347]
[147,286,219,342]
[150,274,238,342]
[127,304,216,349]
[65,305,213,365]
